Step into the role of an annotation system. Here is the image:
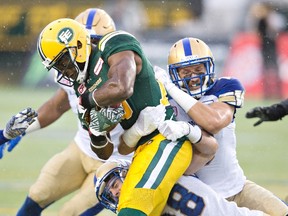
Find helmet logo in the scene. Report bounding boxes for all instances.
[58,28,74,44]
[181,55,198,62]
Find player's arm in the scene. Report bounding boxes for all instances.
[35,88,71,128]
[158,119,218,174]
[118,105,166,155]
[88,106,124,159]
[246,99,288,126]
[154,66,233,134]
[80,50,142,109]
[186,102,234,134]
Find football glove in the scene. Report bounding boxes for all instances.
[89,105,124,136]
[122,104,166,147]
[0,134,24,159]
[158,120,202,143]
[154,66,175,91]
[3,108,38,139]
[246,100,288,126]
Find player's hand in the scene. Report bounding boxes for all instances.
[89,105,124,136]
[0,135,24,159]
[154,66,174,91]
[158,120,202,143]
[246,105,281,126]
[3,108,38,139]
[99,105,124,124]
[134,104,166,136]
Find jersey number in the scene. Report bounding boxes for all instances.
[167,183,205,215]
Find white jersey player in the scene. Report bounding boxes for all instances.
[94,159,267,216]
[155,37,288,215]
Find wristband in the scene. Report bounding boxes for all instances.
[168,86,197,112]
[25,117,41,134]
[186,122,202,144]
[90,139,109,149]
[0,130,10,142]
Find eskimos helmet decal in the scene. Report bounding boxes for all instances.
[37,18,91,86]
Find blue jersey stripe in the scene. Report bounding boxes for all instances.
[86,9,97,29]
[182,38,192,56]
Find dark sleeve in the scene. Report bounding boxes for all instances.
[280,99,288,114]
[0,130,9,145]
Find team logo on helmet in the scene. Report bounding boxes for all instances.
[58,28,74,44]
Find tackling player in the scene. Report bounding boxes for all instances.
[94,159,268,216]
[1,8,129,216]
[155,37,288,216]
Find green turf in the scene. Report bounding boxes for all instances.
[0,86,287,215]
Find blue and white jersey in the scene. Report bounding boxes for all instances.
[162,175,264,216]
[170,77,246,198]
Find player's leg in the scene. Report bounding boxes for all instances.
[17,142,86,215]
[59,153,107,216]
[118,134,192,216]
[232,179,288,216]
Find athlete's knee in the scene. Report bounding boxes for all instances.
[28,184,51,206]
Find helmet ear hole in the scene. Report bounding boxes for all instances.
[77,40,82,49]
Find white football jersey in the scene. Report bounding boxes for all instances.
[162,175,264,216]
[169,77,247,198]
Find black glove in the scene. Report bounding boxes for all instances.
[79,90,100,110]
[246,101,288,126]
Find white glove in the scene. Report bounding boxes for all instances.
[3,108,38,139]
[89,105,124,136]
[154,65,175,91]
[158,120,202,143]
[122,104,166,147]
[134,104,166,136]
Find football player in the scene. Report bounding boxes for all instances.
[155,37,288,216]
[36,18,219,215]
[5,8,129,216]
[0,108,37,146]
[94,159,268,216]
[246,99,288,126]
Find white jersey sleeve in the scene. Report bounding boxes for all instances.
[162,175,264,216]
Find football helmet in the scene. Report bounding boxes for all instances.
[37,18,91,86]
[168,37,216,98]
[95,160,129,213]
[75,8,116,40]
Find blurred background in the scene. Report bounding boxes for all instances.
[0,0,288,215]
[1,0,288,99]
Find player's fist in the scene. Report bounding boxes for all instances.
[3,108,37,139]
[89,105,124,136]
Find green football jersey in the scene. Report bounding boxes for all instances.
[74,31,174,144]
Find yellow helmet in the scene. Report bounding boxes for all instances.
[37,18,91,86]
[75,8,116,40]
[94,160,129,213]
[168,37,215,98]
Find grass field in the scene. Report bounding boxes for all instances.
[0,86,287,215]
